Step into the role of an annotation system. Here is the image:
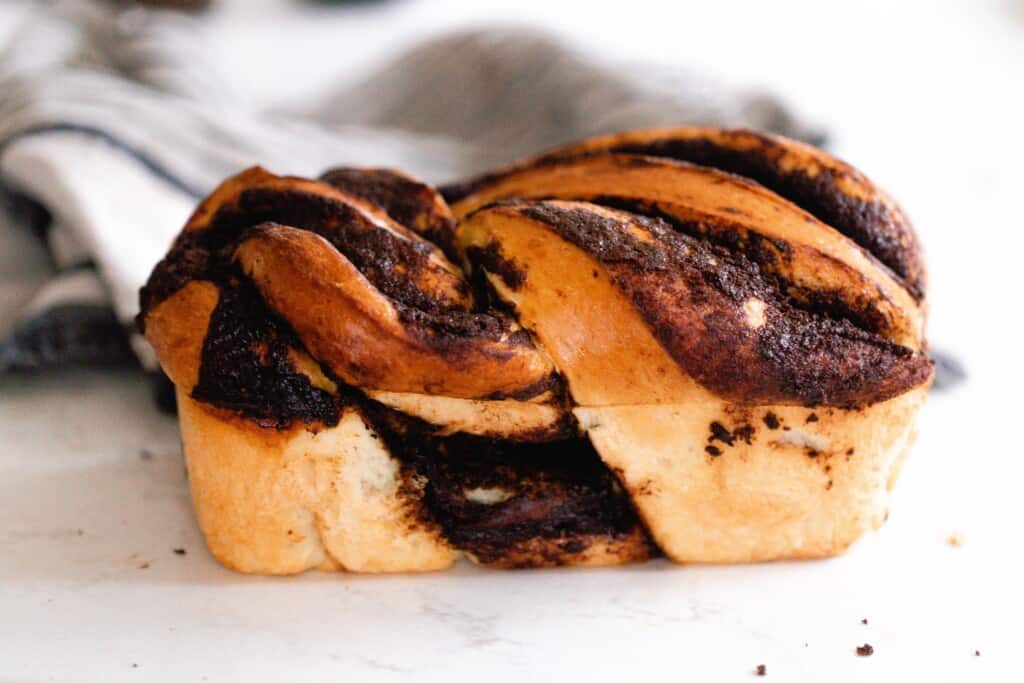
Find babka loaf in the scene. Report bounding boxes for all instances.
[139,127,932,573]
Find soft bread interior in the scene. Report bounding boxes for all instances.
[366,390,573,440]
[178,391,456,574]
[576,386,925,563]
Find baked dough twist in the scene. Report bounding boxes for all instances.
[140,128,932,573]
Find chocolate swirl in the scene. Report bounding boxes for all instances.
[443,127,925,300]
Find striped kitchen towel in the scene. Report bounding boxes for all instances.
[0,0,827,383]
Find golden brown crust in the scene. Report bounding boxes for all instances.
[319,167,458,256]
[234,225,554,399]
[443,126,925,300]
[141,128,931,574]
[459,205,697,407]
[451,154,924,350]
[143,280,218,390]
[458,200,931,407]
[185,167,472,313]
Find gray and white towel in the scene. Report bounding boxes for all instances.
[0,0,826,381]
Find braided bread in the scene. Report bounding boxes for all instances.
[139,128,932,573]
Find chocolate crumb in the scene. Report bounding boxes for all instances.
[861,618,868,625]
[709,421,734,446]
[806,413,819,423]
[173,548,186,555]
[856,643,874,657]
[846,448,855,455]
[733,424,755,444]
[139,562,150,570]
[806,449,819,458]
[974,650,980,657]
[139,449,154,461]
[755,664,767,676]
[705,445,723,457]
[762,412,780,429]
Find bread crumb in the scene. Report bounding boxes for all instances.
[947,532,964,547]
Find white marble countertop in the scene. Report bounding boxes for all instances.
[2,0,1023,681]
[2,368,1017,681]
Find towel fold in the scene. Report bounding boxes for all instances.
[0,1,825,376]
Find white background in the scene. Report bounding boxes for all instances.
[2,0,1023,681]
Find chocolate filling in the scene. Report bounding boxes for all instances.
[515,202,931,407]
[362,402,655,567]
[581,195,890,335]
[443,135,923,299]
[319,167,458,259]
[192,278,345,428]
[139,180,559,410]
[204,187,470,313]
[593,137,923,299]
[390,298,533,354]
[464,242,527,291]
